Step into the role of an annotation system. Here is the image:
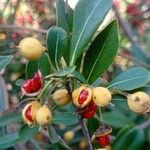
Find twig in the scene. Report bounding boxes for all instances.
[79,117,93,150]
[0,24,47,34]
[139,119,150,130]
[113,6,150,58]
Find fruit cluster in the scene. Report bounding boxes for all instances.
[22,100,52,127]
[18,37,150,148]
[72,85,112,119]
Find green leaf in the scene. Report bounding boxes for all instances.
[26,52,51,78]
[69,71,88,83]
[103,111,133,128]
[0,55,13,71]
[19,124,39,143]
[82,20,118,84]
[56,0,73,32]
[87,117,99,136]
[69,0,112,65]
[46,26,68,69]
[0,133,19,148]
[0,113,22,127]
[47,125,60,143]
[112,126,145,150]
[52,66,76,77]
[108,67,150,91]
[131,44,150,64]
[53,112,78,126]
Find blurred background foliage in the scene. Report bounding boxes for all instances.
[0,0,150,149]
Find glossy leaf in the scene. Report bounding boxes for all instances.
[131,44,150,64]
[0,113,22,127]
[26,52,51,78]
[53,112,78,126]
[108,67,150,91]
[19,124,39,143]
[48,125,60,143]
[0,133,19,148]
[83,20,118,84]
[52,66,76,77]
[69,0,112,65]
[112,126,145,150]
[46,26,68,69]
[103,111,132,128]
[55,0,73,32]
[0,55,13,71]
[69,71,88,83]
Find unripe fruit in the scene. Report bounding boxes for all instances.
[72,85,92,108]
[63,130,74,142]
[79,139,88,150]
[92,87,112,107]
[53,89,70,106]
[35,105,52,126]
[78,100,97,119]
[22,100,41,126]
[18,37,45,60]
[127,92,150,113]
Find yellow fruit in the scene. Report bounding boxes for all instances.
[92,87,112,107]
[72,85,92,108]
[18,37,45,60]
[35,105,52,126]
[79,139,88,150]
[22,100,41,126]
[127,92,150,113]
[63,130,74,142]
[53,89,70,106]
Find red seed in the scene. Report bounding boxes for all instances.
[78,89,89,105]
[78,101,97,119]
[22,79,34,93]
[96,135,110,147]
[25,105,33,122]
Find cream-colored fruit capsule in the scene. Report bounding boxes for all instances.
[63,130,74,142]
[92,87,112,107]
[35,105,52,126]
[72,85,92,108]
[53,89,70,106]
[18,37,45,60]
[127,91,150,114]
[22,100,41,126]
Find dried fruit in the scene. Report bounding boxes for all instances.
[78,100,97,119]
[94,123,112,147]
[21,71,43,96]
[18,37,45,60]
[127,91,150,113]
[63,130,74,142]
[72,85,92,108]
[35,105,52,126]
[22,100,41,126]
[92,87,112,107]
[53,89,70,106]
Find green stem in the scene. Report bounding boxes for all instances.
[37,80,53,99]
[98,107,103,123]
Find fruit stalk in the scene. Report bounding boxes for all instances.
[79,116,93,150]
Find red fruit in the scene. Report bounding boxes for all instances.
[25,105,33,122]
[78,101,97,119]
[78,89,89,105]
[21,71,43,96]
[96,135,110,147]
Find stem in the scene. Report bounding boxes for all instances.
[79,117,93,150]
[0,24,47,34]
[98,107,103,122]
[37,80,53,99]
